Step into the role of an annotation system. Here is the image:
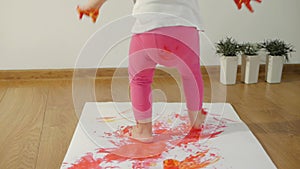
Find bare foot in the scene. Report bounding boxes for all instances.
[132,122,153,139]
[188,109,207,129]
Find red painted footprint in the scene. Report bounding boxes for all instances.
[111,141,167,159]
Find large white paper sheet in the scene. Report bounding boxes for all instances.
[61,102,277,169]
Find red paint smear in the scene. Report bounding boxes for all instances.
[168,128,224,149]
[222,117,239,123]
[97,148,115,153]
[171,128,202,147]
[68,153,102,169]
[119,109,131,114]
[102,153,129,163]
[154,128,169,134]
[120,126,131,136]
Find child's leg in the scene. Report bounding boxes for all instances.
[176,34,205,129]
[129,68,155,138]
[149,26,205,129]
[128,34,157,138]
[129,68,155,122]
[178,57,205,129]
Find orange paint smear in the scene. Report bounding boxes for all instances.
[164,150,221,169]
[97,116,117,122]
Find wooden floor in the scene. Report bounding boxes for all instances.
[0,71,299,169]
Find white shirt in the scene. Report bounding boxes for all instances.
[131,0,204,33]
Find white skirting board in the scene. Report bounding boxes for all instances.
[61,102,277,169]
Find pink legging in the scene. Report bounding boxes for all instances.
[128,26,203,122]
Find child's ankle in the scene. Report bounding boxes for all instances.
[135,121,152,135]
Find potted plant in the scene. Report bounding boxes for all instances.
[260,39,295,83]
[216,37,240,85]
[240,43,261,84]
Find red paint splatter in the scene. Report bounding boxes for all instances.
[210,153,216,157]
[153,121,171,134]
[68,153,102,169]
[201,109,208,115]
[132,160,157,169]
[174,113,189,121]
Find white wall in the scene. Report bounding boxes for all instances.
[0,0,299,70]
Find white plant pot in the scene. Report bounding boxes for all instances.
[265,55,285,83]
[241,54,261,84]
[220,56,238,85]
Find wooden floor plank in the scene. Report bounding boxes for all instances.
[0,87,7,102]
[259,133,300,169]
[35,80,78,169]
[0,87,48,169]
[224,79,300,169]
